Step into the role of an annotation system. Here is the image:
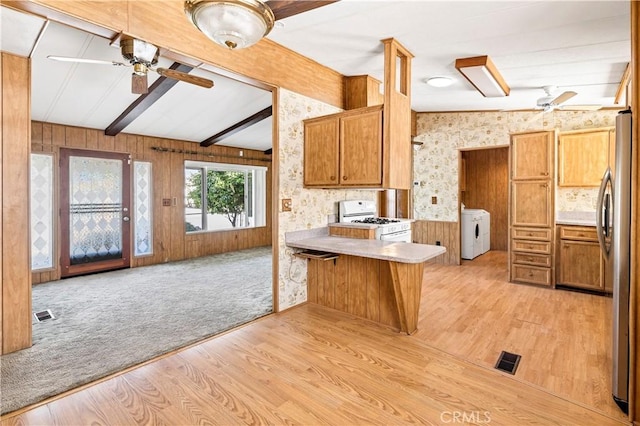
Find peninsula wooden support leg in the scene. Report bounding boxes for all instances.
[388,261,425,334]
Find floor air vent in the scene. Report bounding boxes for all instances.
[33,309,55,322]
[495,351,521,375]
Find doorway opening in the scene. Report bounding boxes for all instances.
[59,148,132,277]
[459,146,509,265]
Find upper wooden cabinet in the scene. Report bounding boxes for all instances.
[303,39,413,190]
[511,131,554,180]
[304,106,383,187]
[558,128,614,187]
[303,116,340,186]
[511,181,553,228]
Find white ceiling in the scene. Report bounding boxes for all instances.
[0,1,632,149]
[269,0,630,111]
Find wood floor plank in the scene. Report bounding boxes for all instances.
[2,251,628,425]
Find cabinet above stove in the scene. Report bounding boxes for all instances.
[302,39,413,190]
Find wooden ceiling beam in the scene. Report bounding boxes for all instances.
[200,106,273,147]
[104,62,192,136]
[266,1,339,21]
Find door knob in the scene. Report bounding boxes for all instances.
[123,217,130,222]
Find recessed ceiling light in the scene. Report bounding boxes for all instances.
[426,76,454,88]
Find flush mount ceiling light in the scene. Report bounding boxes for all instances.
[184,0,275,50]
[425,76,454,88]
[455,55,510,97]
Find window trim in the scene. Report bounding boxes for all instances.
[184,160,267,234]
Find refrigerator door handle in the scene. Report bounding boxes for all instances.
[596,166,612,260]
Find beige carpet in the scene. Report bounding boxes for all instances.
[1,246,273,415]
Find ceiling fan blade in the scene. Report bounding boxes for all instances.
[131,73,148,95]
[47,55,126,67]
[265,0,339,21]
[155,68,214,89]
[557,104,602,111]
[551,91,577,105]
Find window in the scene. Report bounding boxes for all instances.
[134,161,153,256]
[30,153,54,270]
[184,161,266,233]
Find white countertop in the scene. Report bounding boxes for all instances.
[286,235,446,264]
[556,211,596,227]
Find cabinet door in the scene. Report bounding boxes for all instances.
[558,129,612,186]
[511,131,553,180]
[340,109,382,185]
[511,181,552,227]
[559,240,603,290]
[304,117,340,186]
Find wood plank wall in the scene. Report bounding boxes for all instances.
[30,121,272,284]
[307,256,400,330]
[461,147,509,251]
[1,53,32,354]
[412,221,459,265]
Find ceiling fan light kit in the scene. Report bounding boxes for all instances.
[184,0,275,50]
[536,85,577,112]
[47,36,214,95]
[455,55,510,97]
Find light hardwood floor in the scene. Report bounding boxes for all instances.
[1,277,628,425]
[417,250,625,421]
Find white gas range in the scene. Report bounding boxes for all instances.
[337,200,413,242]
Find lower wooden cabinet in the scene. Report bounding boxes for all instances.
[510,226,553,286]
[511,263,552,286]
[556,225,609,293]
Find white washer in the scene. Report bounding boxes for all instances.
[461,209,484,260]
[478,210,490,254]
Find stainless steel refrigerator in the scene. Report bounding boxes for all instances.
[597,109,632,414]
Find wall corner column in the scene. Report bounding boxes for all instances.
[1,52,32,354]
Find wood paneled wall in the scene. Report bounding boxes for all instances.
[7,0,344,109]
[1,53,32,354]
[461,147,509,251]
[307,256,400,330]
[30,121,272,284]
[412,221,459,265]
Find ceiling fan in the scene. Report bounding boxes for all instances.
[47,38,215,95]
[535,85,601,112]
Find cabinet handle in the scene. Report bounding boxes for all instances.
[540,183,547,188]
[578,233,584,237]
[343,176,348,181]
[527,257,534,261]
[528,271,534,277]
[540,172,549,176]
[330,175,336,181]
[527,232,533,236]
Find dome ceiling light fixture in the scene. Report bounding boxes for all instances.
[425,76,454,88]
[184,0,276,50]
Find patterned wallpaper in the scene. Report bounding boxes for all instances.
[277,89,378,310]
[413,110,619,222]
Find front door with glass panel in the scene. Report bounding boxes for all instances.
[60,149,131,277]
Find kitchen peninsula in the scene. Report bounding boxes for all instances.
[286,229,446,334]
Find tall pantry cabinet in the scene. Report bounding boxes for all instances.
[509,131,555,286]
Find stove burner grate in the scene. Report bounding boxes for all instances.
[352,217,401,225]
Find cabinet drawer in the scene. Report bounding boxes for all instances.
[512,264,552,286]
[512,240,551,254]
[512,227,551,241]
[512,252,552,267]
[559,226,597,241]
